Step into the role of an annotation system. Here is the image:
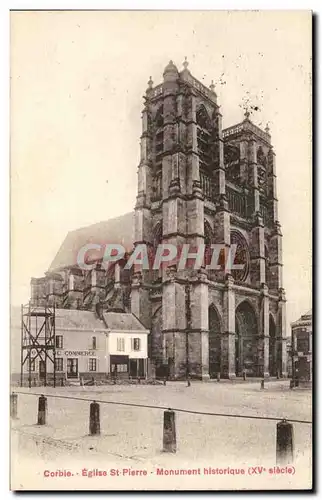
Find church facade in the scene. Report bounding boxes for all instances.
[29,60,288,380]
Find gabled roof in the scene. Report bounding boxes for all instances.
[11,307,148,337]
[103,312,148,333]
[49,212,135,271]
[55,309,107,331]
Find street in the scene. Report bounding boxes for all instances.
[11,380,312,490]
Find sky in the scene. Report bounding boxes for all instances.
[10,10,312,331]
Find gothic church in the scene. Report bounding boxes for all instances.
[30,60,287,380]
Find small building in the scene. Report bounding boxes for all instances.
[13,307,149,385]
[291,310,312,388]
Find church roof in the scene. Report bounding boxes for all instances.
[49,211,135,271]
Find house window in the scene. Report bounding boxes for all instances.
[89,358,97,372]
[55,358,63,371]
[117,338,125,352]
[92,336,97,350]
[133,338,141,351]
[55,335,63,349]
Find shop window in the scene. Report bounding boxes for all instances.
[55,358,63,371]
[117,338,125,352]
[55,335,63,349]
[133,338,141,351]
[117,364,128,373]
[89,358,97,372]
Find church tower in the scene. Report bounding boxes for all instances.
[132,59,287,380]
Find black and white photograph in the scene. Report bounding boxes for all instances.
[9,10,312,491]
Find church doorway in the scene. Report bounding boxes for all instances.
[235,301,258,376]
[269,315,277,376]
[208,305,221,378]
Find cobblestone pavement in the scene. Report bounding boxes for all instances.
[10,380,312,491]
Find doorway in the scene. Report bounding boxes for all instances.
[67,358,78,379]
[208,305,221,378]
[235,301,258,376]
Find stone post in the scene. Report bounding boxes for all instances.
[163,410,176,453]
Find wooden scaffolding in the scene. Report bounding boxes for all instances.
[20,303,56,388]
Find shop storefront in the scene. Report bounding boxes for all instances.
[17,309,149,385]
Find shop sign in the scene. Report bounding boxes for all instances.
[56,350,96,356]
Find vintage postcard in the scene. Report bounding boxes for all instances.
[10,10,312,491]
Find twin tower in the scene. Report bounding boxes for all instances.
[131,60,287,379]
[30,59,288,381]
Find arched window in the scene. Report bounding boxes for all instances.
[209,305,222,377]
[230,231,250,282]
[224,143,240,183]
[153,222,163,249]
[197,105,212,171]
[204,220,213,267]
[154,106,164,170]
[152,222,163,281]
[235,300,258,376]
[257,146,267,167]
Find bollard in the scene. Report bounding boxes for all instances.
[243,370,247,381]
[163,377,167,386]
[10,393,18,419]
[276,419,294,464]
[260,379,265,390]
[163,410,176,453]
[89,401,100,435]
[37,395,47,425]
[217,372,220,382]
